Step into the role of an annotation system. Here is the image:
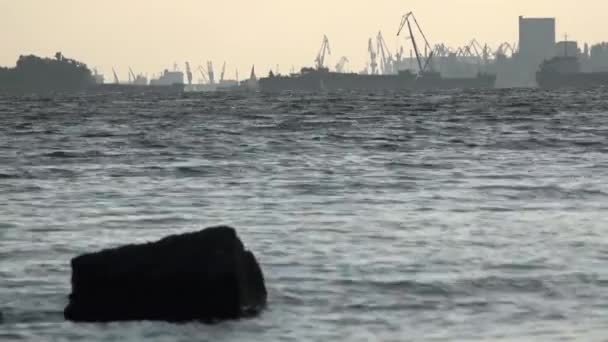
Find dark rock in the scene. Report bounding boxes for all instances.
[64,226,266,322]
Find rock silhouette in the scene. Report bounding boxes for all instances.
[64,226,266,322]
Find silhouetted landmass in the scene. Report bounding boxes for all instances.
[0,52,94,93]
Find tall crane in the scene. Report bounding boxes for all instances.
[368,38,378,75]
[456,46,467,57]
[249,65,257,82]
[315,35,331,70]
[112,67,119,84]
[128,67,137,84]
[464,39,484,61]
[207,61,215,84]
[395,46,404,64]
[377,31,394,74]
[335,56,349,73]
[220,62,226,82]
[482,44,495,64]
[397,11,434,74]
[495,42,515,57]
[433,43,451,57]
[197,65,209,84]
[185,62,193,85]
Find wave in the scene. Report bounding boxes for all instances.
[42,150,106,158]
[43,151,81,158]
[0,172,29,179]
[312,272,602,298]
[175,166,210,177]
[473,184,608,199]
[80,132,118,138]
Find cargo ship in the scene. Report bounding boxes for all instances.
[259,67,495,92]
[149,69,184,86]
[536,56,608,89]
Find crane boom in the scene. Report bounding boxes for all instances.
[397,11,434,74]
[207,61,215,84]
[368,38,378,75]
[467,39,483,59]
[335,56,349,73]
[112,67,119,84]
[377,31,394,74]
[377,32,387,74]
[197,65,209,84]
[128,67,135,79]
[220,62,226,82]
[410,14,433,55]
[406,17,423,71]
[128,67,137,84]
[496,42,514,56]
[185,62,193,85]
[315,35,331,69]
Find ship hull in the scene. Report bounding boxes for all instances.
[536,72,608,89]
[415,75,496,90]
[259,71,495,92]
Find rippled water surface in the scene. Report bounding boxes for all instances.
[1,89,608,341]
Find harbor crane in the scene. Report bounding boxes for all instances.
[220,62,226,82]
[467,39,493,62]
[377,31,394,74]
[185,62,193,85]
[249,65,257,82]
[433,43,452,57]
[128,67,137,84]
[482,44,494,62]
[455,46,465,57]
[495,42,515,57]
[335,56,350,73]
[197,65,209,84]
[207,61,215,84]
[397,11,434,74]
[464,39,485,62]
[395,46,405,64]
[315,35,331,70]
[112,67,119,84]
[368,38,378,75]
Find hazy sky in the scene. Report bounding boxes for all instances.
[1,0,606,80]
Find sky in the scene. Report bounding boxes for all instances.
[1,0,607,80]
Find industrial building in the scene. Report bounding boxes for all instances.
[519,16,556,60]
[517,16,556,86]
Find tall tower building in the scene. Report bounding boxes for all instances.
[518,16,556,85]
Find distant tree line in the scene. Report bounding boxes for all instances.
[0,52,94,93]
